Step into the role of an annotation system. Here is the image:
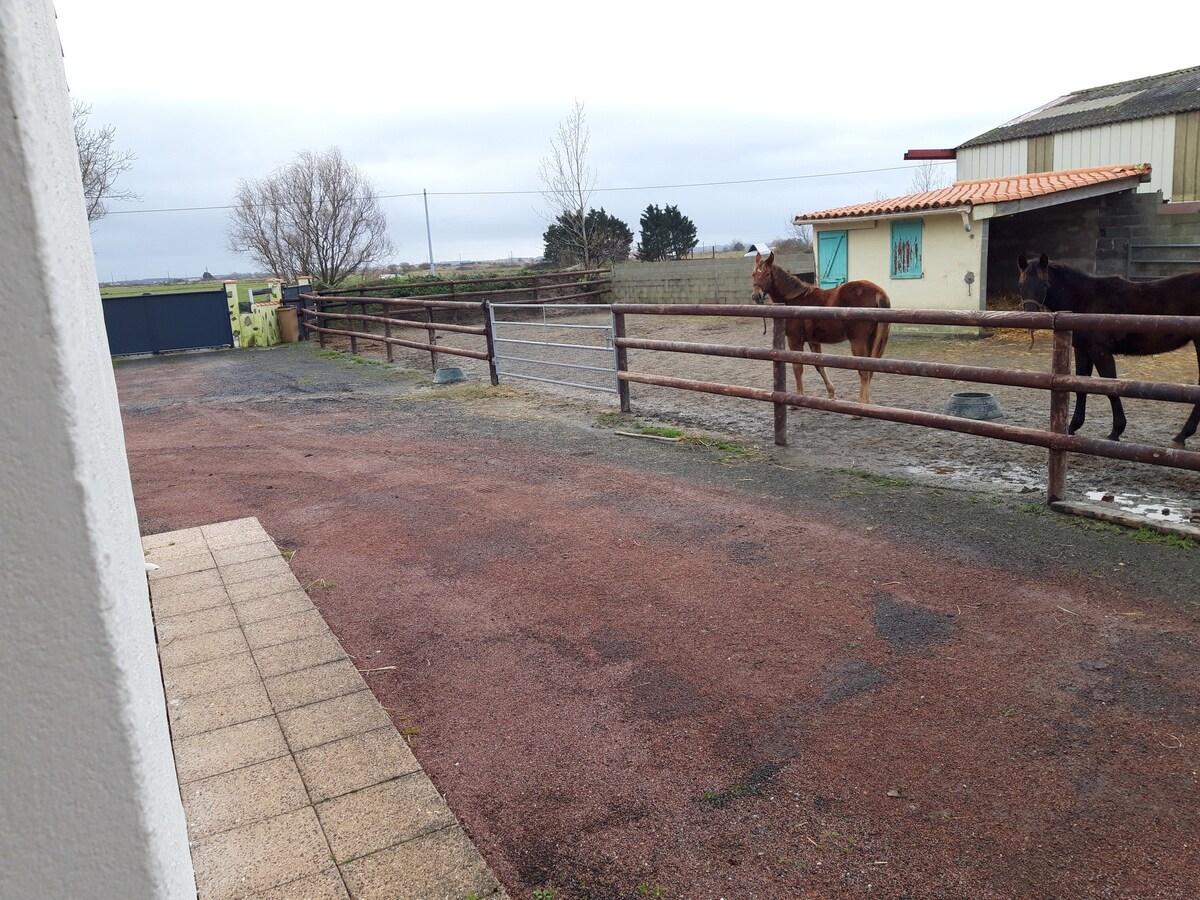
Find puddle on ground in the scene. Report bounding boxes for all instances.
[1081,490,1196,524]
[904,460,1045,493]
[904,461,1198,524]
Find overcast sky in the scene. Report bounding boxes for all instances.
[54,1,1198,282]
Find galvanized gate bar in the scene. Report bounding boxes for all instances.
[489,302,618,395]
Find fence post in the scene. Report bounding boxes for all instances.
[425,304,439,371]
[317,300,326,349]
[772,317,788,447]
[384,310,394,363]
[484,300,499,386]
[1047,327,1072,502]
[613,306,631,413]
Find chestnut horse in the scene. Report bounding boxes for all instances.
[1018,252,1200,449]
[751,251,891,404]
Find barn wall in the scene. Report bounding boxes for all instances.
[984,191,1200,304]
[612,252,814,305]
[957,141,1027,181]
[1054,118,1174,197]
[959,116,1180,200]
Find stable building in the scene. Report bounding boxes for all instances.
[798,66,1200,315]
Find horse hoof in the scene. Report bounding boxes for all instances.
[1170,440,1186,451]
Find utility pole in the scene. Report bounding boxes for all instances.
[423,189,436,274]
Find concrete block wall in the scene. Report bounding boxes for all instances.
[987,192,1200,301]
[612,252,815,305]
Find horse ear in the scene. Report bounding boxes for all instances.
[1038,252,1049,270]
[1018,253,1028,271]
[765,251,775,265]
[754,252,762,264]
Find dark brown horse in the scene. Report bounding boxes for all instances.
[1018,252,1200,449]
[751,251,891,404]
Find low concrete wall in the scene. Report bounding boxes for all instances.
[612,252,815,305]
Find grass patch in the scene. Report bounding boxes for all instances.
[682,434,761,462]
[638,425,685,438]
[316,349,389,367]
[407,384,527,402]
[1018,502,1045,515]
[100,279,271,298]
[596,414,761,463]
[840,467,912,487]
[1075,520,1123,535]
[1132,527,1197,550]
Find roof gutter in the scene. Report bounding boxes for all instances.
[795,205,975,232]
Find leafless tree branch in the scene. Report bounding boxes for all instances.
[227,147,393,288]
[72,100,139,223]
[537,101,597,268]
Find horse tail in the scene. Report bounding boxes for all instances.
[871,290,891,359]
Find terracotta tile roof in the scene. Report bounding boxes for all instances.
[960,66,1200,149]
[794,165,1151,222]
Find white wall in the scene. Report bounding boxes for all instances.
[0,1,196,897]
[826,214,983,313]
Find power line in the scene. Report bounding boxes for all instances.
[105,163,932,216]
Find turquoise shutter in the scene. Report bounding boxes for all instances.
[818,231,848,288]
[890,220,923,279]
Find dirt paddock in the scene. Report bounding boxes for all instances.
[118,317,1199,900]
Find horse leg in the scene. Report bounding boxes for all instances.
[849,331,874,404]
[1169,339,1200,449]
[1091,349,1126,441]
[1069,346,1092,436]
[808,342,835,399]
[784,327,806,400]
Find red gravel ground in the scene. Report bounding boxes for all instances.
[119,344,1200,900]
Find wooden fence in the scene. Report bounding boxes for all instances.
[302,271,612,378]
[612,303,1200,503]
[300,289,1200,505]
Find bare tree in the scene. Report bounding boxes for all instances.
[228,147,393,288]
[773,221,813,253]
[537,101,597,268]
[72,101,139,222]
[909,160,952,193]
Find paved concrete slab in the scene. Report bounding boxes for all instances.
[146,518,508,899]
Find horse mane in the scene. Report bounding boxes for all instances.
[1049,260,1103,287]
[769,261,814,301]
[1050,259,1136,295]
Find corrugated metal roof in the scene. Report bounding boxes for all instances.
[793,165,1150,222]
[959,67,1200,149]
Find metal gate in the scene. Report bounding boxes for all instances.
[488,302,618,395]
[101,289,234,356]
[1126,243,1200,281]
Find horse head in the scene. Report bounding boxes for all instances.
[751,251,776,304]
[1017,252,1052,311]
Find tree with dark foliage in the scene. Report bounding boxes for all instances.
[636,204,698,261]
[543,207,632,267]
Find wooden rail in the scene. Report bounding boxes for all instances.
[612,302,1200,502]
[300,295,498,382]
[296,290,1199,504]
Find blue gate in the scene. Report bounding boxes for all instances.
[102,289,234,356]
